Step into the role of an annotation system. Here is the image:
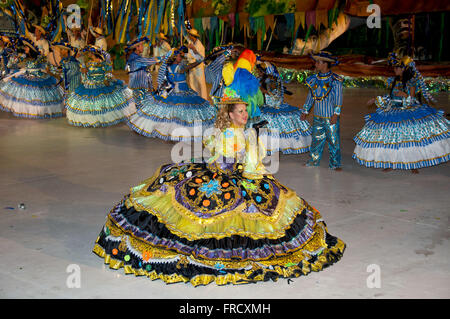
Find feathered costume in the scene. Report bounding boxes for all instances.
[221,49,264,119]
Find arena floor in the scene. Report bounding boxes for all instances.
[0,75,449,299]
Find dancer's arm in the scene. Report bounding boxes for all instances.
[300,90,313,120]
[180,60,204,73]
[331,79,343,124]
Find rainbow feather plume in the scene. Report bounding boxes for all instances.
[223,49,263,118]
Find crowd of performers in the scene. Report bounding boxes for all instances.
[0,23,449,286]
[1,27,448,172]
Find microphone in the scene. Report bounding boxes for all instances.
[252,120,268,138]
[252,120,268,130]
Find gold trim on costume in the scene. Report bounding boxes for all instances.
[353,153,450,165]
[356,130,449,145]
[92,226,346,287]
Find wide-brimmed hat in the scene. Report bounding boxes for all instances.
[217,87,248,106]
[0,31,18,40]
[156,33,169,41]
[33,24,47,35]
[51,41,76,53]
[69,24,82,31]
[310,51,339,66]
[82,45,106,60]
[187,28,201,38]
[388,51,413,68]
[125,36,150,52]
[0,35,11,43]
[20,37,39,53]
[92,27,104,36]
[170,46,188,57]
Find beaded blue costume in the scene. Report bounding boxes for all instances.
[353,55,450,170]
[302,66,343,169]
[127,49,216,141]
[0,53,64,119]
[65,51,135,127]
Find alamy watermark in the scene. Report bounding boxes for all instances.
[66,4,82,29]
[366,4,381,29]
[366,264,381,288]
[66,264,81,288]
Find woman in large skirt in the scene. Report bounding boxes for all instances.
[65,46,135,127]
[0,38,64,119]
[353,53,450,173]
[93,87,345,286]
[127,47,216,142]
[253,61,312,155]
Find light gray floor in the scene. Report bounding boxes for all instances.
[0,86,449,299]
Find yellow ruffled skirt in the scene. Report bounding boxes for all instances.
[93,162,346,286]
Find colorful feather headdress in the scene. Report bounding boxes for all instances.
[221,49,263,118]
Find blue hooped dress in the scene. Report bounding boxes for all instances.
[127,61,216,142]
[250,80,312,155]
[65,60,136,127]
[0,55,64,118]
[353,77,450,169]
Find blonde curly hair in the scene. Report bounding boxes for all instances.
[214,103,236,132]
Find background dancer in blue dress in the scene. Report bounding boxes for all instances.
[254,60,312,155]
[65,46,135,127]
[0,37,64,119]
[125,37,160,101]
[127,47,216,142]
[353,52,450,173]
[300,51,343,170]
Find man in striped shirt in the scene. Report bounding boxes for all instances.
[126,37,160,99]
[205,44,244,104]
[53,42,82,93]
[300,51,343,170]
